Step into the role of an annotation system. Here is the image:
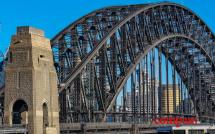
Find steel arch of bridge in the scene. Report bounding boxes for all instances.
[106,34,215,112]
[51,2,215,123]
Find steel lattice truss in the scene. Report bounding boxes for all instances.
[51,2,215,123]
[0,51,4,91]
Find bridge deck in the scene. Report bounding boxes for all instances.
[60,122,171,133]
[0,125,27,134]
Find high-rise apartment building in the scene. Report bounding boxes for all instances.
[159,84,180,113]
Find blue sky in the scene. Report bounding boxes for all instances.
[0,0,215,53]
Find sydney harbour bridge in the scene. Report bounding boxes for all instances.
[0,1,215,133]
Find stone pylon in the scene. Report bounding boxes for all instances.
[4,26,59,134]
